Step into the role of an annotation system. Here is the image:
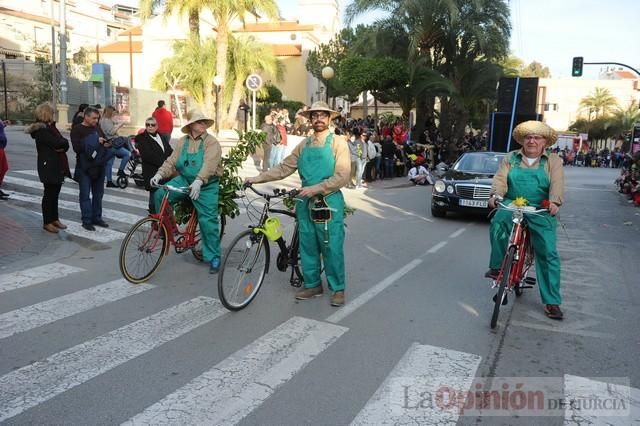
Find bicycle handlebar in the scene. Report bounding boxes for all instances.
[151,183,189,194]
[243,183,300,200]
[496,201,548,214]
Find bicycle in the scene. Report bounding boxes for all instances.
[489,200,548,329]
[217,184,305,311]
[119,184,226,284]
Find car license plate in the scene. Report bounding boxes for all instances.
[459,199,488,208]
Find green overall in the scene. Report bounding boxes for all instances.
[154,138,220,261]
[489,154,561,305]
[297,133,346,292]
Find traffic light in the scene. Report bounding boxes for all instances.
[572,56,583,77]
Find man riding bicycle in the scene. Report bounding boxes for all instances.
[150,110,223,274]
[487,120,565,320]
[245,101,350,307]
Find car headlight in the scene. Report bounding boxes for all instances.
[447,185,454,194]
[434,181,446,193]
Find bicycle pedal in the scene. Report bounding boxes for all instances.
[290,278,302,288]
[523,277,537,285]
[519,285,534,289]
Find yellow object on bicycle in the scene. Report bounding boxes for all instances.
[255,217,283,241]
[512,196,528,207]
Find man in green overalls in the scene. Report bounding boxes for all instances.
[245,102,351,307]
[487,121,565,320]
[150,110,223,274]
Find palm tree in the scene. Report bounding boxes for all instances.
[606,101,640,136]
[579,87,618,120]
[207,0,279,125]
[139,0,209,40]
[150,37,217,111]
[225,34,284,129]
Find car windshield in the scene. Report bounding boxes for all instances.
[453,153,504,174]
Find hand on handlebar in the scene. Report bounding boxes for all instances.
[548,203,560,216]
[150,173,162,187]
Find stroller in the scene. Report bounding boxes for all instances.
[116,135,145,189]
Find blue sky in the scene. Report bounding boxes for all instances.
[276,0,640,79]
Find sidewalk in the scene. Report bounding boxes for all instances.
[0,202,77,272]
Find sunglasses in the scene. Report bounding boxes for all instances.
[145,123,157,127]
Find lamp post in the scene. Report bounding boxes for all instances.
[213,75,223,136]
[321,66,334,104]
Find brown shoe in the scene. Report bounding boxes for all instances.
[53,220,67,229]
[295,286,323,300]
[330,291,345,307]
[43,223,59,233]
[544,304,563,320]
[484,269,500,279]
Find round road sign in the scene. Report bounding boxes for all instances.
[246,74,263,92]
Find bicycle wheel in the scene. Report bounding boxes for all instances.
[218,229,270,311]
[490,245,516,329]
[119,217,169,284]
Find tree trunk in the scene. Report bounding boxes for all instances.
[215,18,229,127]
[414,96,428,142]
[228,81,245,133]
[362,91,369,119]
[188,9,199,41]
[373,95,379,125]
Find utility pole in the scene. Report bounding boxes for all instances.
[59,0,68,104]
[1,60,8,121]
[50,0,57,111]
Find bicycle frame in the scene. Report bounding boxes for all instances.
[495,203,545,291]
[150,187,199,253]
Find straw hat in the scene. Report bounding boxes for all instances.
[181,109,214,134]
[300,101,340,120]
[512,120,558,147]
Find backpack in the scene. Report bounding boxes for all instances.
[273,128,282,145]
[367,141,377,160]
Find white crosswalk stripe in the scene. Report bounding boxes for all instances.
[0,296,226,422]
[564,375,640,424]
[351,343,482,425]
[123,316,348,425]
[0,263,85,294]
[15,170,148,197]
[0,279,155,339]
[3,175,148,207]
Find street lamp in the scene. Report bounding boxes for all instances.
[213,75,223,135]
[321,66,334,103]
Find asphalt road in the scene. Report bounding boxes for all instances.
[1,126,639,425]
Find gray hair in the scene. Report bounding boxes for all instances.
[83,106,100,117]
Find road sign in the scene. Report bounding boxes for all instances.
[245,74,263,92]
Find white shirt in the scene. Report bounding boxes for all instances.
[149,132,164,152]
[408,165,429,180]
[524,156,538,166]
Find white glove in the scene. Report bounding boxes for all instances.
[150,173,162,187]
[189,178,203,200]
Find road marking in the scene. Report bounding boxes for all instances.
[0,296,225,422]
[7,191,144,225]
[0,263,84,294]
[325,259,423,324]
[31,211,126,242]
[564,375,640,424]
[425,241,447,255]
[124,316,347,425]
[565,186,613,192]
[351,343,482,425]
[16,170,147,197]
[0,279,154,340]
[448,227,467,238]
[3,175,148,206]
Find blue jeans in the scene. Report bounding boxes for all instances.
[270,144,285,167]
[78,169,105,225]
[354,158,366,188]
[383,157,394,179]
[104,144,131,182]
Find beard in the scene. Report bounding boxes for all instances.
[312,121,327,132]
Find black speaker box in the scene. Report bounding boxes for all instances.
[489,112,542,153]
[497,77,539,114]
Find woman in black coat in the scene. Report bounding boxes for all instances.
[134,117,173,213]
[26,103,70,233]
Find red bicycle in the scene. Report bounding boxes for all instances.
[490,201,547,329]
[119,184,225,283]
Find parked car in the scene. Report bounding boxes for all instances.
[431,151,505,217]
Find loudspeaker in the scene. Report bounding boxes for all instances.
[497,77,539,114]
[489,112,542,153]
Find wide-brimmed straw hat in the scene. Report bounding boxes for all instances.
[300,101,340,120]
[512,120,558,147]
[181,109,214,134]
